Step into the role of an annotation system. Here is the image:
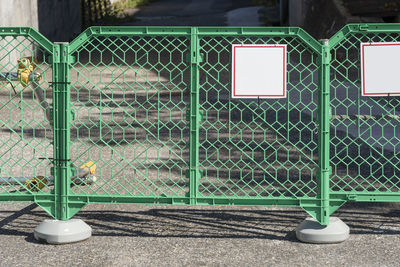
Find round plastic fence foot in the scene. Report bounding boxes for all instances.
[34,219,92,244]
[296,217,349,244]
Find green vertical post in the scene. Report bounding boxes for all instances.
[188,28,201,205]
[317,39,331,225]
[53,42,72,221]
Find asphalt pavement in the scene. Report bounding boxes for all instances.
[123,0,261,26]
[0,202,400,266]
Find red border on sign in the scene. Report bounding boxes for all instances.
[361,42,400,96]
[232,45,286,97]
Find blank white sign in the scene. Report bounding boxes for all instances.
[361,42,400,96]
[232,44,287,98]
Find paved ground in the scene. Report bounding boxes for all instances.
[0,202,400,266]
[124,0,263,26]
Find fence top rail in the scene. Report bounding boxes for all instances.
[329,23,400,48]
[2,24,400,56]
[68,26,322,55]
[0,27,53,53]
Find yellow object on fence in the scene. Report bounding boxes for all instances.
[17,57,41,86]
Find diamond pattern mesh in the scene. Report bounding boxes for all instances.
[0,34,53,194]
[70,35,190,196]
[330,31,400,192]
[198,36,319,198]
[4,26,400,224]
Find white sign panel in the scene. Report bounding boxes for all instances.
[231,44,287,98]
[361,42,400,96]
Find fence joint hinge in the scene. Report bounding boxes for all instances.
[185,52,204,64]
[321,48,331,65]
[186,108,203,122]
[185,169,204,178]
[359,24,369,31]
[49,48,72,63]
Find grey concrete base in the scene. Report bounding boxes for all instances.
[34,219,92,244]
[296,217,349,244]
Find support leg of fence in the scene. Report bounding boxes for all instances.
[296,39,349,244]
[296,217,349,244]
[34,42,91,244]
[34,219,92,244]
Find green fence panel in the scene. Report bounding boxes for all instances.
[0,28,55,214]
[329,24,400,204]
[64,26,330,223]
[195,27,328,222]
[68,27,192,207]
[6,25,400,226]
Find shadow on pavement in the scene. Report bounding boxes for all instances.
[0,203,399,244]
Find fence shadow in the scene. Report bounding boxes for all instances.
[0,203,399,244]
